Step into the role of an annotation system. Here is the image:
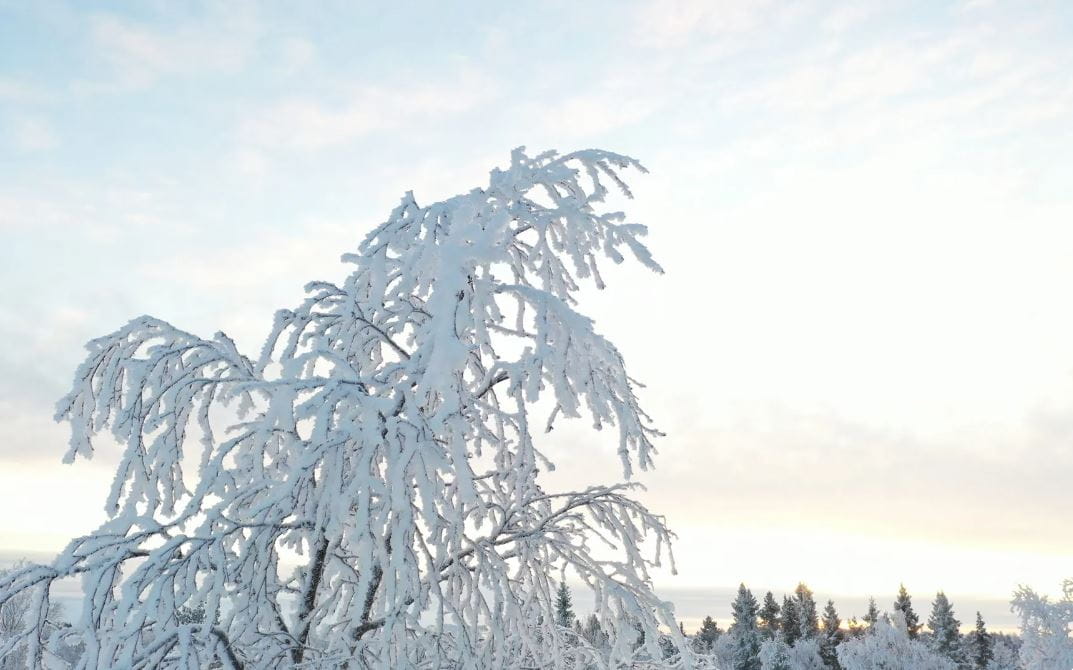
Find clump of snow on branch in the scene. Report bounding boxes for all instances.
[0,148,695,669]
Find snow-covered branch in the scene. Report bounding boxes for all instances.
[0,147,684,669]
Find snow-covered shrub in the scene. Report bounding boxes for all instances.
[758,634,824,670]
[837,612,957,670]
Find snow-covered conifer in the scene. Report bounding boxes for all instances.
[729,584,763,670]
[795,584,820,640]
[0,148,687,669]
[894,585,922,639]
[927,592,963,665]
[862,598,879,630]
[556,582,576,629]
[760,592,781,638]
[967,612,992,670]
[581,613,610,651]
[783,596,801,646]
[694,615,721,653]
[820,599,842,669]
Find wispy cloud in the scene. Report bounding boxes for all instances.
[0,78,53,104]
[633,0,779,47]
[6,117,59,151]
[238,69,496,152]
[84,9,259,89]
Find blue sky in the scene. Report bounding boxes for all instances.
[3,0,1073,629]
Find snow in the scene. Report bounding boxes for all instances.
[0,148,693,669]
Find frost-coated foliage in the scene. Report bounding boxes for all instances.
[0,148,695,669]
[758,635,824,670]
[836,612,956,670]
[785,639,824,670]
[758,636,792,670]
[926,592,963,666]
[985,640,1018,670]
[1012,581,1073,670]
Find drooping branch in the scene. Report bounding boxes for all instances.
[4,147,691,670]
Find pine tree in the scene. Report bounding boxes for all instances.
[555,581,575,628]
[782,596,801,646]
[862,597,879,629]
[927,591,962,665]
[795,583,820,639]
[893,584,922,639]
[820,599,843,669]
[968,611,992,669]
[760,592,781,638]
[730,584,762,670]
[696,615,722,652]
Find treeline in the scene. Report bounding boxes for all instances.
[556,581,1020,670]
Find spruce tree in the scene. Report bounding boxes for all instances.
[968,611,992,670]
[781,595,800,646]
[795,583,820,639]
[697,615,722,651]
[730,584,762,670]
[820,599,843,669]
[927,592,962,665]
[893,584,922,638]
[554,581,575,628]
[862,597,879,629]
[760,591,781,638]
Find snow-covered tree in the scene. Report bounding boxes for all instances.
[727,584,763,670]
[0,148,688,669]
[967,612,992,670]
[837,612,956,670]
[819,600,842,669]
[580,613,610,652]
[787,638,827,670]
[760,592,781,638]
[693,616,721,653]
[862,598,879,630]
[0,563,34,670]
[795,584,819,640]
[894,585,922,639]
[986,639,1018,670]
[783,596,801,646]
[927,592,963,665]
[0,562,73,670]
[556,582,576,629]
[759,636,825,670]
[759,635,793,670]
[1012,580,1073,670]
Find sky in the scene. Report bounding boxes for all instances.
[2,0,1073,632]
